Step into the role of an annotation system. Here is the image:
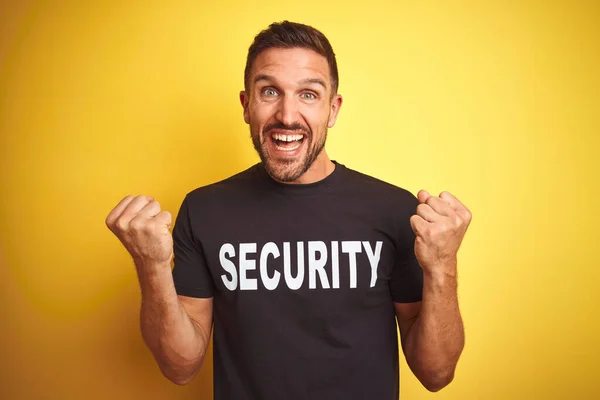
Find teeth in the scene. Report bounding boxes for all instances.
[274,141,302,151]
[272,133,303,142]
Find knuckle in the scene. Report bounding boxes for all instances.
[463,210,472,221]
[129,217,144,231]
[115,218,128,232]
[135,195,149,205]
[121,194,134,205]
[143,220,158,234]
[144,219,158,232]
[426,197,439,208]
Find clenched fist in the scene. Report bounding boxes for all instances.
[409,190,472,275]
[105,195,174,267]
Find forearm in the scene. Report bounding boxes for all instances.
[404,264,464,391]
[136,262,209,384]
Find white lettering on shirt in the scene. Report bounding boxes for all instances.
[260,242,281,290]
[363,241,383,288]
[219,243,237,290]
[308,241,330,289]
[218,240,384,291]
[284,242,304,290]
[239,243,257,290]
[341,241,361,289]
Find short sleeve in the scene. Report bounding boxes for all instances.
[171,195,215,298]
[389,194,423,303]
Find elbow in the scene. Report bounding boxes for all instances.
[419,368,456,392]
[160,364,198,386]
[157,356,205,386]
[167,374,194,386]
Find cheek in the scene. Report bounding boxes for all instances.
[304,105,330,130]
[250,103,275,126]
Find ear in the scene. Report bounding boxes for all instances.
[327,94,343,128]
[240,90,250,124]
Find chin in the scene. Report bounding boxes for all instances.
[265,158,307,183]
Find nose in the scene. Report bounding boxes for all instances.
[275,94,299,127]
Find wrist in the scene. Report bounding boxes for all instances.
[134,259,172,285]
[423,261,458,287]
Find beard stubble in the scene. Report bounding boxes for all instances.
[251,121,328,183]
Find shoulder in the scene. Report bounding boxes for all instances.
[339,163,419,210]
[183,163,263,205]
[339,164,419,247]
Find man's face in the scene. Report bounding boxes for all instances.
[240,47,342,183]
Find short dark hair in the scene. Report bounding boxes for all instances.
[244,21,339,94]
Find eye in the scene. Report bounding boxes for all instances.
[301,92,317,100]
[262,88,278,97]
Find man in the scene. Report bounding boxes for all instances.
[105,21,471,399]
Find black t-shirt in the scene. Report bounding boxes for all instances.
[172,161,423,400]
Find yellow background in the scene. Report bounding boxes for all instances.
[1,0,598,399]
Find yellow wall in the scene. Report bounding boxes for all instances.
[1,1,598,399]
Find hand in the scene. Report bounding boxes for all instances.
[105,195,174,267]
[409,190,472,275]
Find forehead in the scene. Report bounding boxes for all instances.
[250,47,330,85]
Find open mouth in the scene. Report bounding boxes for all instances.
[270,132,305,152]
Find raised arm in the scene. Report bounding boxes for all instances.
[395,190,471,392]
[138,262,213,385]
[106,195,213,385]
[395,273,463,391]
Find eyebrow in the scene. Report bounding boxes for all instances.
[253,74,328,90]
[299,78,327,90]
[253,73,274,84]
